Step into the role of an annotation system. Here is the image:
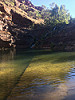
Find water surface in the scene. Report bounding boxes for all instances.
[0,50,75,100]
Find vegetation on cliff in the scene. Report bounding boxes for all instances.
[43,3,71,25]
[0,0,75,51]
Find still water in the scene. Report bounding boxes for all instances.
[0,50,75,100]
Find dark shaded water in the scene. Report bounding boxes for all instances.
[0,50,75,100]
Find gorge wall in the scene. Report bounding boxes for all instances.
[0,1,75,51]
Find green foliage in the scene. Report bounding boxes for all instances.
[41,9,51,19]
[22,0,25,4]
[41,5,47,10]
[20,4,26,10]
[35,11,42,18]
[28,10,42,19]
[42,3,71,26]
[3,0,15,6]
[2,0,71,25]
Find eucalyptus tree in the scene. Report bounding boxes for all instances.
[44,3,71,26]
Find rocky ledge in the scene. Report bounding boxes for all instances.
[0,1,43,49]
[0,1,75,51]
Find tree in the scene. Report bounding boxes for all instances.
[44,3,71,26]
[41,5,46,10]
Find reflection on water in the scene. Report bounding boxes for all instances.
[0,50,75,100]
[7,51,75,100]
[0,49,34,100]
[63,67,75,100]
[0,49,16,62]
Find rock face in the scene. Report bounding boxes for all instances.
[0,1,75,51]
[38,24,75,51]
[0,3,12,48]
[11,10,33,27]
[15,0,43,11]
[51,25,75,51]
[15,0,21,7]
[0,3,6,13]
[0,0,44,49]
[0,1,33,49]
